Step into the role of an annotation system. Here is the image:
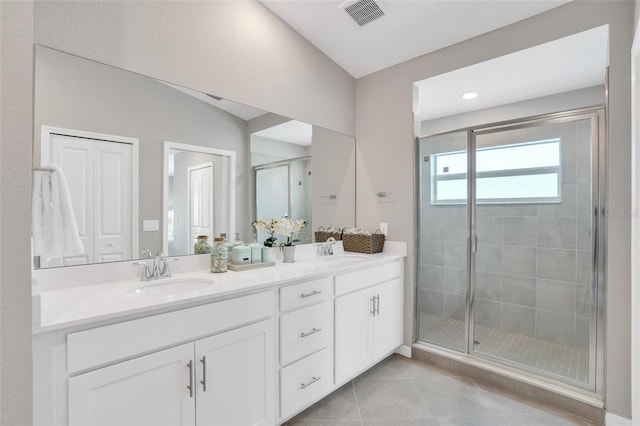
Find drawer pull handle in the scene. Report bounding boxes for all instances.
[300,376,321,390]
[187,360,194,398]
[301,290,321,298]
[200,356,207,392]
[300,328,322,338]
[375,294,380,315]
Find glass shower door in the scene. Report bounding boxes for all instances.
[471,114,599,389]
[417,130,469,352]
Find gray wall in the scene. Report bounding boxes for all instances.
[2,1,356,423]
[0,2,34,424]
[33,1,356,136]
[35,46,249,254]
[355,1,633,418]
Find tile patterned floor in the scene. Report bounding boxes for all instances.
[419,314,589,383]
[284,354,598,426]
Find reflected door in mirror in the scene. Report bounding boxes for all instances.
[40,127,137,268]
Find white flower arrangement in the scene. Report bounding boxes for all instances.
[252,218,307,247]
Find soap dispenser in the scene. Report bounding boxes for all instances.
[249,235,262,263]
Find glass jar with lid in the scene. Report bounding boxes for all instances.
[211,237,228,273]
[194,235,211,254]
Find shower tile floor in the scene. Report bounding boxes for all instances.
[419,314,589,383]
[285,353,598,426]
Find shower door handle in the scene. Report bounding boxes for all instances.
[471,235,478,253]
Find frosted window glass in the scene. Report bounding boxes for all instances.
[432,139,561,204]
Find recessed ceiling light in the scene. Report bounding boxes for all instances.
[461,92,478,100]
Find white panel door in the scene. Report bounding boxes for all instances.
[45,130,134,266]
[68,343,195,426]
[49,134,93,267]
[334,287,373,385]
[94,141,132,263]
[188,163,213,253]
[371,278,403,361]
[195,320,275,426]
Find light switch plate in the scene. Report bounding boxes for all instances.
[143,220,159,231]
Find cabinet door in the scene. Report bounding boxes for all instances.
[68,343,195,426]
[371,278,403,361]
[195,320,275,426]
[334,287,373,385]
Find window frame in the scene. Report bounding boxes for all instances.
[430,138,562,205]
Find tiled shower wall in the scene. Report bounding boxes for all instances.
[419,119,593,351]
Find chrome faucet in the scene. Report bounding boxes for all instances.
[133,251,179,281]
[319,237,336,256]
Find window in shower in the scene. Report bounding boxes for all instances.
[431,139,561,204]
[417,109,604,394]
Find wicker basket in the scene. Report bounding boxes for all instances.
[314,227,342,243]
[342,231,385,254]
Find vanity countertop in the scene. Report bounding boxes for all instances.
[33,242,406,334]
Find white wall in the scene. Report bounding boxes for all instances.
[355,1,632,418]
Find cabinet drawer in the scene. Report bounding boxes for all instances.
[334,260,403,296]
[67,291,273,374]
[280,277,331,311]
[280,301,331,366]
[280,348,331,419]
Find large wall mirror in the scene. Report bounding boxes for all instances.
[33,46,356,268]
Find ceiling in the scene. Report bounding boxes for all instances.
[260,0,572,79]
[415,25,609,120]
[252,120,313,146]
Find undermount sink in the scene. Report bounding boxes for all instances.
[128,277,216,298]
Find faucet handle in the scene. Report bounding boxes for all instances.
[132,261,153,281]
[160,257,179,278]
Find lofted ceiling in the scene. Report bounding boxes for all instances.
[260,0,572,79]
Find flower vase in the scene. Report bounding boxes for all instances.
[262,246,280,263]
[281,245,296,263]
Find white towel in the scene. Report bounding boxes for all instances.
[32,164,84,260]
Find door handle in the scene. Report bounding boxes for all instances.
[200,356,207,392]
[300,376,321,389]
[375,294,380,316]
[187,360,194,398]
[370,296,376,316]
[300,328,322,338]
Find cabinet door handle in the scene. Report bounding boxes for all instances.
[300,376,321,389]
[187,360,194,398]
[370,296,375,316]
[300,328,322,338]
[300,290,321,298]
[375,294,380,315]
[200,356,207,392]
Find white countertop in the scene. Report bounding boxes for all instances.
[33,242,406,334]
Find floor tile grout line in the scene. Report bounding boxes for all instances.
[350,380,364,422]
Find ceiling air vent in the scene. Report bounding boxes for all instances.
[342,0,386,27]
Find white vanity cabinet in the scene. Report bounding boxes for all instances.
[278,277,333,420]
[69,343,195,426]
[334,260,403,385]
[34,250,407,426]
[54,290,276,426]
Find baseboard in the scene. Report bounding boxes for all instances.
[395,344,412,358]
[605,413,632,426]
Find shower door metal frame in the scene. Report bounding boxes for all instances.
[416,106,606,396]
[252,155,311,222]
